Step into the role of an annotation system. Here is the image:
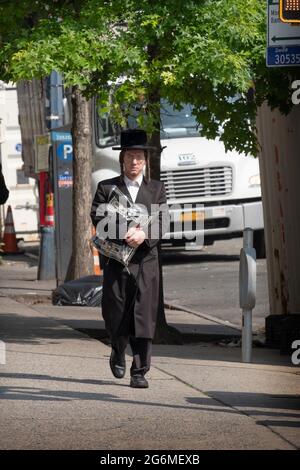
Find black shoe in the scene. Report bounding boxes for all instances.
[130,374,149,388]
[109,349,126,379]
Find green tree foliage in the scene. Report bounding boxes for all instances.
[0,0,297,154]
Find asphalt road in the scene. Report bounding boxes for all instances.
[162,238,269,332]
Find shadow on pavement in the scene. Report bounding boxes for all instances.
[188,393,300,411]
[1,373,299,431]
[0,312,101,345]
[187,393,300,427]
[152,344,294,367]
[0,253,38,268]
[162,252,240,265]
[0,309,291,367]
[0,372,129,389]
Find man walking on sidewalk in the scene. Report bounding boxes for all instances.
[91,129,168,389]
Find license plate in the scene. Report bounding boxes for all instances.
[180,211,205,222]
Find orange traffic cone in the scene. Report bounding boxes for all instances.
[91,226,102,275]
[2,205,19,254]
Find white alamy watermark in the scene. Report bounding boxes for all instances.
[291,339,300,365]
[291,80,300,105]
[0,340,6,365]
[95,202,205,247]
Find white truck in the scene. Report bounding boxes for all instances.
[91,101,265,257]
[0,81,39,241]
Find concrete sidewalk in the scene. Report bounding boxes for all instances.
[0,256,299,449]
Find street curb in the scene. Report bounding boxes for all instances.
[24,252,39,260]
[164,300,242,332]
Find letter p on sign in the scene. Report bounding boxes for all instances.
[64,144,72,160]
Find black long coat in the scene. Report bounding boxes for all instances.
[90,175,168,340]
[0,167,9,205]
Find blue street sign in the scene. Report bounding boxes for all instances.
[15,143,22,152]
[267,45,300,66]
[57,142,73,161]
[51,131,72,142]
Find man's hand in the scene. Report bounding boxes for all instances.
[125,226,146,248]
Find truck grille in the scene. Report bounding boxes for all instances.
[161,166,233,199]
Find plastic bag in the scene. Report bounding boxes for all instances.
[52,275,103,307]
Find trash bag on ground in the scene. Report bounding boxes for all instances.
[52,275,103,307]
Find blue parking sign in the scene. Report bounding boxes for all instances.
[57,142,73,161]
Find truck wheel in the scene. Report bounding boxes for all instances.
[253,229,266,259]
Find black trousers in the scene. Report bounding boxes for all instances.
[111,278,152,376]
[112,336,152,376]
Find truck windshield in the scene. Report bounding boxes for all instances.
[96,100,200,147]
[160,102,200,139]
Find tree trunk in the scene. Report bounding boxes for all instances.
[256,102,300,316]
[65,86,94,281]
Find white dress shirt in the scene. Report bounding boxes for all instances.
[124,173,143,203]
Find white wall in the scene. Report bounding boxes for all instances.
[0,82,39,241]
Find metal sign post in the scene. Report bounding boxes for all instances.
[239,228,257,363]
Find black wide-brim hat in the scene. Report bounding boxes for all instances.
[112,128,156,150]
